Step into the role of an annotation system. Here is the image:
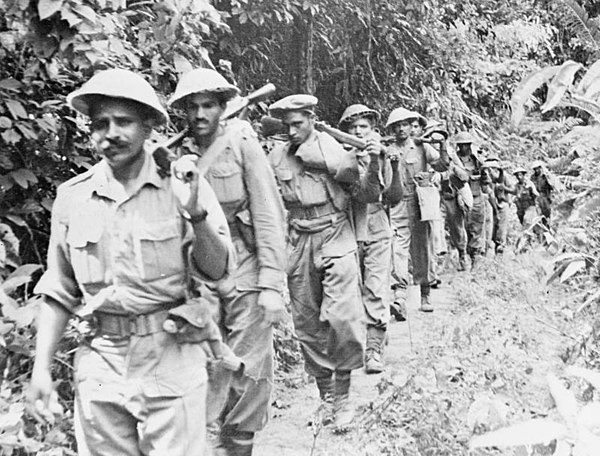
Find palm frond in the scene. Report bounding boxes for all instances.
[583,75,600,100]
[577,58,600,93]
[556,0,600,56]
[510,65,561,126]
[541,60,583,113]
[557,93,600,122]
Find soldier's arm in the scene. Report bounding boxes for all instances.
[424,143,447,172]
[241,135,287,290]
[189,177,232,281]
[29,188,80,420]
[354,139,385,204]
[383,156,403,206]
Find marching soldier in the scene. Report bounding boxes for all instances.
[387,108,448,313]
[27,69,233,455]
[531,160,554,227]
[338,104,395,374]
[452,132,486,268]
[482,157,516,254]
[514,166,539,226]
[268,94,365,431]
[168,68,287,456]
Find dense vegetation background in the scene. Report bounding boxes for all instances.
[2,0,600,454]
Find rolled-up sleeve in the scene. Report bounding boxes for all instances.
[241,138,287,291]
[190,176,235,279]
[33,187,82,311]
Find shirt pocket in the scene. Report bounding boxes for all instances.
[298,170,330,206]
[208,162,245,204]
[67,221,106,285]
[275,167,299,204]
[138,219,184,281]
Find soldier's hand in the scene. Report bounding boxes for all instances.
[26,368,62,424]
[387,149,400,163]
[258,289,286,325]
[431,172,442,186]
[365,138,383,157]
[171,155,207,220]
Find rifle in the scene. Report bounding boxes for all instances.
[154,83,277,176]
[261,115,368,150]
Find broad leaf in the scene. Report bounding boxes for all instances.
[559,259,586,283]
[38,0,63,20]
[576,59,600,94]
[547,374,578,424]
[4,100,27,119]
[470,419,567,449]
[541,60,583,113]
[510,65,560,126]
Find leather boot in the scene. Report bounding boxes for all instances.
[420,286,433,312]
[333,370,354,432]
[314,374,335,425]
[217,427,255,456]
[390,287,407,321]
[365,326,385,374]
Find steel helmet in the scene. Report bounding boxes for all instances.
[338,104,380,128]
[483,158,501,169]
[513,167,527,175]
[168,68,240,109]
[414,112,427,128]
[532,160,545,169]
[423,119,449,139]
[454,131,475,144]
[385,107,418,129]
[67,69,168,125]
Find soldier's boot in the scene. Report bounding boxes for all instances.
[390,288,407,322]
[333,370,354,432]
[457,251,468,272]
[314,374,335,425]
[365,326,386,374]
[419,286,434,313]
[217,427,255,456]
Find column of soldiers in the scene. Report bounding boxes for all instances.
[26,68,556,456]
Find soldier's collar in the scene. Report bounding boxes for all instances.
[92,150,163,200]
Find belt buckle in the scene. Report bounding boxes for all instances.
[128,315,139,336]
[306,206,318,219]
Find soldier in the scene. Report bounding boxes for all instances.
[387,108,448,313]
[514,167,539,226]
[482,157,516,254]
[168,68,287,456]
[268,94,365,431]
[453,132,486,268]
[531,160,554,227]
[338,104,395,374]
[26,69,232,455]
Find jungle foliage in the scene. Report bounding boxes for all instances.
[1,0,600,454]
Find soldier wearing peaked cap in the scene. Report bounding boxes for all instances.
[169,68,287,456]
[27,69,233,455]
[338,104,398,375]
[267,94,365,431]
[386,107,449,314]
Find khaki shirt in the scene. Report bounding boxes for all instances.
[180,120,286,291]
[387,138,440,199]
[34,151,230,315]
[269,130,356,212]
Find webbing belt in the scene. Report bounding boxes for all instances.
[95,307,176,337]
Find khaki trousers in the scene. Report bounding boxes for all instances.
[287,215,365,378]
[74,333,208,456]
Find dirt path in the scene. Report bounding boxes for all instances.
[255,251,570,455]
